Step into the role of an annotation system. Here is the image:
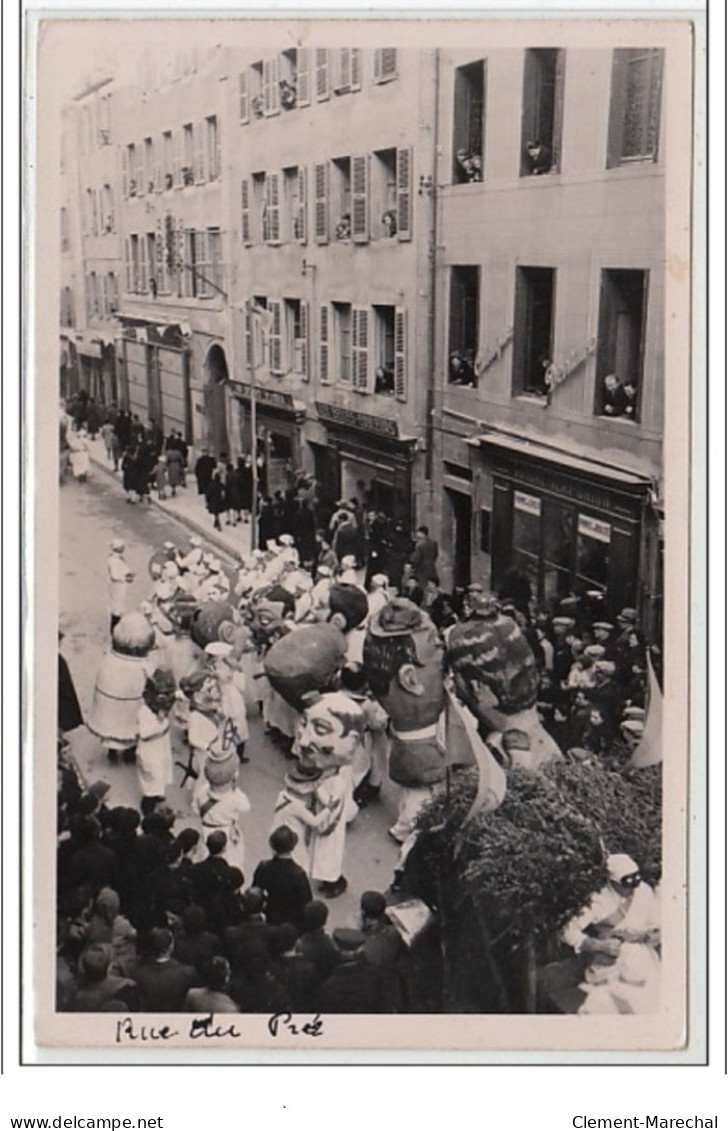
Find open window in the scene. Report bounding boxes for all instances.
[594,269,648,421]
[331,157,352,241]
[284,298,310,377]
[251,172,266,243]
[374,49,398,84]
[452,60,486,184]
[280,48,298,110]
[371,148,397,238]
[284,165,307,243]
[512,266,556,396]
[373,305,396,395]
[520,49,565,177]
[250,62,264,119]
[206,115,220,181]
[448,266,480,387]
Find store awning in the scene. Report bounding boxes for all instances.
[466,430,654,489]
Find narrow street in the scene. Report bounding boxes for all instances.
[59,469,399,928]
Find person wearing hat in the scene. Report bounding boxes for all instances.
[87,612,156,765]
[130,927,199,1012]
[205,641,250,764]
[561,853,660,963]
[327,581,369,663]
[359,891,406,1000]
[64,943,140,1012]
[252,826,313,933]
[136,668,177,814]
[191,756,252,876]
[316,927,389,1013]
[268,761,324,872]
[367,574,391,621]
[107,539,135,637]
[296,901,340,983]
[183,955,239,1014]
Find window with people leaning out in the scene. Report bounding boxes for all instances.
[511,265,556,397]
[452,59,486,184]
[520,48,565,177]
[594,268,647,421]
[448,265,480,388]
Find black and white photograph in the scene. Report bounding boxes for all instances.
[28,13,697,1055]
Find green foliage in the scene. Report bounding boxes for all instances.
[415,760,662,946]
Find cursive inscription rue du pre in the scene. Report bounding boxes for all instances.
[114,1013,324,1044]
[267,1012,324,1038]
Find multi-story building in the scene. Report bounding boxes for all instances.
[225,45,438,525]
[113,47,230,442]
[431,45,665,637]
[60,75,122,403]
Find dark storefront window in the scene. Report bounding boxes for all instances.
[576,514,611,592]
[542,498,574,604]
[511,491,541,598]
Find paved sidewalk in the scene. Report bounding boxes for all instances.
[86,437,253,563]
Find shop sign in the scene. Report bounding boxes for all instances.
[316,401,399,439]
[497,460,637,516]
[229,381,295,411]
[514,491,541,516]
[577,514,611,543]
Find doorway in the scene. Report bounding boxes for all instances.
[204,344,231,458]
[446,489,472,589]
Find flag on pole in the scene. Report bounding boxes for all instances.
[629,652,663,768]
[442,685,507,850]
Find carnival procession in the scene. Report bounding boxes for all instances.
[55,42,667,1018]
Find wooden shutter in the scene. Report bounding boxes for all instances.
[269,300,282,371]
[244,308,253,368]
[297,48,311,106]
[124,237,132,291]
[396,147,412,241]
[315,49,329,101]
[296,167,308,243]
[239,71,249,123]
[122,146,129,198]
[266,173,280,243]
[351,49,362,91]
[264,58,280,115]
[319,304,330,383]
[351,155,369,242]
[241,179,251,244]
[352,308,370,391]
[314,162,329,244]
[139,236,148,292]
[335,48,351,91]
[375,49,397,81]
[173,129,183,187]
[194,122,205,183]
[551,50,566,172]
[606,51,628,169]
[299,300,309,380]
[155,218,165,290]
[394,307,407,401]
[152,138,162,192]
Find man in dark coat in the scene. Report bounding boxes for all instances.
[409,525,439,587]
[296,901,340,983]
[194,448,217,496]
[252,827,313,933]
[316,929,390,1013]
[132,928,199,1011]
[58,641,83,734]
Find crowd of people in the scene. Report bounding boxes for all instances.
[57,398,660,1016]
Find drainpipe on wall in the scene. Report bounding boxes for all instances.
[424,49,440,487]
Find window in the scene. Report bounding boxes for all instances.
[511,491,541,599]
[594,268,647,421]
[480,508,491,553]
[250,62,264,119]
[105,273,119,316]
[373,305,395,395]
[607,48,663,167]
[284,298,310,378]
[268,300,283,371]
[296,48,311,107]
[182,124,195,186]
[60,207,70,252]
[512,266,555,396]
[238,71,250,124]
[241,179,252,245]
[331,48,362,94]
[374,49,398,83]
[207,229,223,295]
[313,162,329,244]
[125,143,139,197]
[60,286,75,327]
[98,94,112,145]
[162,131,174,190]
[186,228,223,298]
[520,49,565,176]
[371,148,397,238]
[280,49,299,109]
[453,61,486,184]
[319,304,330,383]
[264,173,281,243]
[331,158,352,240]
[263,58,281,116]
[206,115,220,181]
[86,272,100,321]
[448,266,480,387]
[576,514,611,594]
[146,232,157,295]
[332,302,352,382]
[284,166,307,243]
[315,49,329,101]
[100,185,114,233]
[144,137,155,194]
[84,188,98,237]
[251,172,266,243]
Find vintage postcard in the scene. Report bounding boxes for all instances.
[28,12,699,1059]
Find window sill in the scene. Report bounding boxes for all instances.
[373,74,398,85]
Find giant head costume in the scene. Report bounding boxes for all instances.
[295,691,366,774]
[264,622,347,712]
[446,593,562,765]
[246,584,297,649]
[189,600,251,660]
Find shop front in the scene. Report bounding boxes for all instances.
[314,402,416,529]
[117,318,192,439]
[74,334,118,406]
[229,381,306,497]
[471,433,657,624]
